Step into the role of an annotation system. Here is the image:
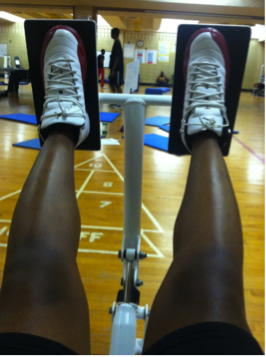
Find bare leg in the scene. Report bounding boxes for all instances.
[0,125,90,354]
[109,83,117,93]
[143,132,250,351]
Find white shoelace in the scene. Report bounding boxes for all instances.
[183,62,229,130]
[41,58,86,122]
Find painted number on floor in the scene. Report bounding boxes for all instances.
[89,163,102,168]
[100,201,112,208]
[104,182,113,187]
[80,232,103,242]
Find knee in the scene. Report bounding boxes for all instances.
[3,243,76,287]
[2,241,76,303]
[173,246,244,301]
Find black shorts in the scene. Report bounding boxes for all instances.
[109,70,123,87]
[0,322,263,355]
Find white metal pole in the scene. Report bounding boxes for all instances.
[122,97,146,250]
[109,304,136,355]
[99,93,171,106]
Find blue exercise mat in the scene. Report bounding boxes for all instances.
[100,112,120,122]
[159,125,170,132]
[157,87,170,92]
[13,138,41,150]
[144,134,169,152]
[0,112,119,125]
[145,88,170,95]
[0,113,37,125]
[19,81,30,85]
[13,135,106,150]
[145,116,170,127]
[0,81,8,86]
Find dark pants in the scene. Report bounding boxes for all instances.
[8,70,30,93]
[156,81,169,87]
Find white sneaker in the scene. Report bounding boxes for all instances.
[181,28,231,152]
[40,25,90,148]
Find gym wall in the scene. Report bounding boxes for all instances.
[242,40,265,89]
[123,30,176,85]
[0,21,264,90]
[0,22,28,69]
[97,26,176,85]
[97,26,265,89]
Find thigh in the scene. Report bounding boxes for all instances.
[0,243,91,354]
[143,247,250,352]
[108,77,117,93]
[143,322,263,355]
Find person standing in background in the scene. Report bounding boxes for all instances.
[97,49,105,89]
[109,28,124,94]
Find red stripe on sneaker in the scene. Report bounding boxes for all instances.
[40,25,87,108]
[183,28,230,90]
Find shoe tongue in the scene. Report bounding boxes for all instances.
[192,61,221,106]
[189,107,222,121]
[47,101,74,111]
[193,86,220,100]
[48,57,74,96]
[51,56,70,70]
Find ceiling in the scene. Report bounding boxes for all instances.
[0,0,264,30]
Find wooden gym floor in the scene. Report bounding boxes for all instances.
[0,83,264,354]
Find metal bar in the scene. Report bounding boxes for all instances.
[99,93,172,106]
[122,98,146,250]
[124,261,133,303]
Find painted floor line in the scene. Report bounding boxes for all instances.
[0,243,163,258]
[102,153,164,233]
[81,191,124,196]
[147,253,162,258]
[76,171,94,199]
[102,153,124,182]
[141,229,163,233]
[0,155,165,258]
[0,221,162,234]
[81,226,163,234]
[75,169,115,173]
[0,189,22,201]
[233,136,265,165]
[81,225,123,231]
[141,203,164,233]
[141,231,165,258]
[74,154,103,169]
[78,249,118,255]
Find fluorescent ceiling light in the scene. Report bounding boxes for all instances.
[159,18,199,33]
[97,14,111,27]
[0,11,25,22]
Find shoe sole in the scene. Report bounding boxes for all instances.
[40,25,87,109]
[183,27,230,89]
